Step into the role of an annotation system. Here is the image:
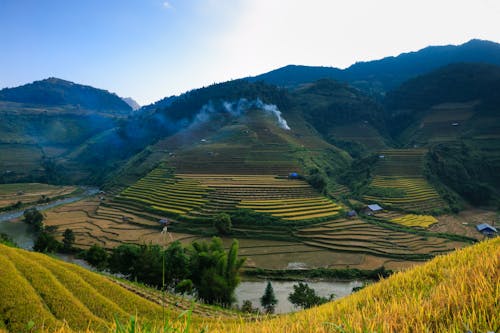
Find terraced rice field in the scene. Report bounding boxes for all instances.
[116,169,340,221]
[238,197,342,221]
[390,214,438,228]
[296,218,465,260]
[0,244,236,333]
[366,149,448,212]
[43,198,201,249]
[0,183,76,208]
[374,149,427,176]
[117,167,211,216]
[364,176,447,212]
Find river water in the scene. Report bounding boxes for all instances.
[0,187,362,313]
[0,186,99,266]
[235,279,362,313]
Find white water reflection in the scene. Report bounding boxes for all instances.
[235,279,363,313]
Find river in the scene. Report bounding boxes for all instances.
[0,186,98,267]
[235,279,362,313]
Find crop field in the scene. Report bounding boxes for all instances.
[0,244,237,333]
[115,168,341,221]
[43,198,202,249]
[210,237,500,333]
[328,122,388,151]
[295,218,466,260]
[0,144,44,179]
[374,149,427,176]
[365,149,448,212]
[407,102,476,144]
[0,183,76,208]
[389,214,438,228]
[2,237,497,333]
[364,176,448,212]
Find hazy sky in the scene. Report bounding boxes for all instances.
[1,0,499,105]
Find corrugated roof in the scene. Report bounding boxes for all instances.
[476,223,497,232]
[367,204,383,211]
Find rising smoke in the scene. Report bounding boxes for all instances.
[195,98,290,130]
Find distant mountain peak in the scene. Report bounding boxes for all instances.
[0,77,132,113]
[122,97,141,111]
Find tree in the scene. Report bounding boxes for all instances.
[33,231,61,253]
[213,213,232,235]
[84,244,109,270]
[23,208,44,232]
[241,300,257,313]
[260,281,278,314]
[62,228,75,252]
[164,241,190,287]
[189,237,245,306]
[288,282,328,309]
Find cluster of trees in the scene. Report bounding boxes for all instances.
[241,281,335,314]
[82,237,245,307]
[23,208,75,253]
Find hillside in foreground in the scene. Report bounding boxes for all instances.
[0,238,498,332]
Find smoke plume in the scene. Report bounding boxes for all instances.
[195,98,290,130]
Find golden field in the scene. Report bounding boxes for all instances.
[1,237,498,332]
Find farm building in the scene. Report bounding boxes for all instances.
[347,210,357,218]
[159,218,170,226]
[476,223,498,237]
[288,172,301,179]
[364,204,383,215]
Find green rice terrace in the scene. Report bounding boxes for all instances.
[363,149,448,212]
[115,167,341,221]
[103,162,474,267]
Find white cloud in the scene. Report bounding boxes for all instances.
[163,1,173,9]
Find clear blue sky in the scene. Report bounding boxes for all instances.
[1,0,499,105]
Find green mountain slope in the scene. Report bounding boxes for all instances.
[384,63,500,205]
[0,78,134,184]
[0,77,131,114]
[250,39,500,95]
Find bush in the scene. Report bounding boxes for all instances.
[288,282,329,309]
[213,213,232,235]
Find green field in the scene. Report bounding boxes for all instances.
[364,149,448,212]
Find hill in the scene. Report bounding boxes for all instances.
[250,39,500,95]
[0,78,132,114]
[122,97,141,110]
[1,237,497,332]
[385,63,500,205]
[0,243,235,332]
[0,78,138,184]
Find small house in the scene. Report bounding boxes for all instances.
[364,204,383,216]
[159,218,170,226]
[347,210,357,218]
[288,172,300,179]
[476,223,498,237]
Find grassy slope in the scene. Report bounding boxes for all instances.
[0,244,233,333]
[1,238,498,332]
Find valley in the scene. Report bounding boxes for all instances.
[0,38,499,332]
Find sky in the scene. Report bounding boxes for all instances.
[1,0,499,106]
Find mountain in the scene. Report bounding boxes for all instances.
[121,97,141,110]
[250,39,500,95]
[384,62,500,205]
[0,78,133,184]
[0,77,132,114]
